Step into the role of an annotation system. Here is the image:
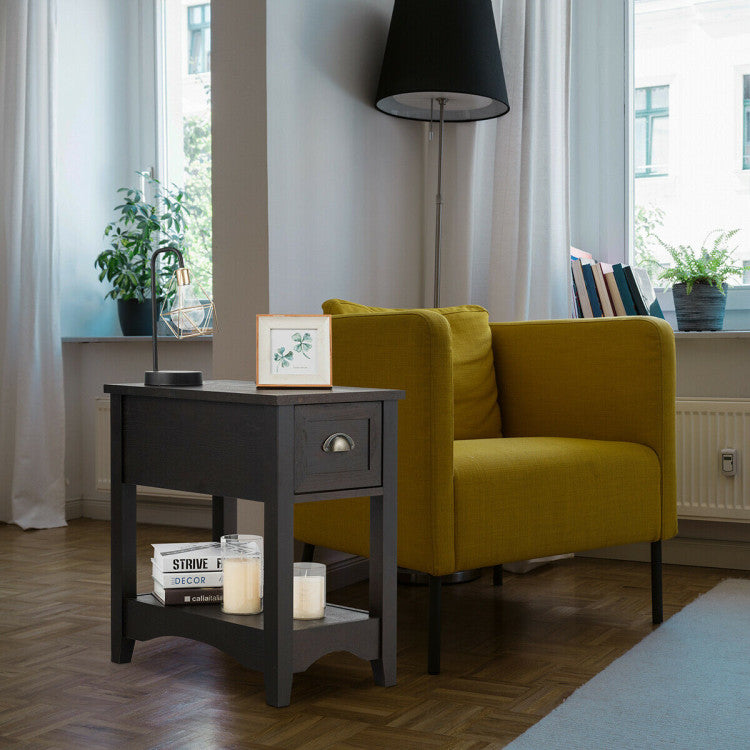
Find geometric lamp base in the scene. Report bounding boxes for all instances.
[144,370,203,387]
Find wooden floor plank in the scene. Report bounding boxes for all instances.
[0,518,746,748]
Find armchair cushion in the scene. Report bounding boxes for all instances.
[453,437,662,570]
[322,299,501,439]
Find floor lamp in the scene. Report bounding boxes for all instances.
[375,0,509,308]
[376,0,510,585]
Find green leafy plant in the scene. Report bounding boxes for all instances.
[292,332,312,359]
[656,229,743,295]
[634,204,667,280]
[95,172,189,302]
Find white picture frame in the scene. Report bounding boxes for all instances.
[256,315,332,388]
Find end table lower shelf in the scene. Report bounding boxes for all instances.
[125,595,381,674]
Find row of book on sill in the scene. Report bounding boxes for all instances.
[570,248,664,319]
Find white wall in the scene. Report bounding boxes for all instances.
[57,0,156,337]
[213,0,426,534]
[266,0,424,314]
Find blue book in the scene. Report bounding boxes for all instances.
[612,264,638,315]
[581,263,603,317]
[623,266,649,315]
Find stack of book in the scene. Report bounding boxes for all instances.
[570,248,665,319]
[152,542,223,605]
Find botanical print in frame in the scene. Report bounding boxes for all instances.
[256,315,332,388]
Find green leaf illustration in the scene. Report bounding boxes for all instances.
[291,331,313,359]
[273,347,294,368]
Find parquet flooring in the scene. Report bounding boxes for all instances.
[0,519,747,749]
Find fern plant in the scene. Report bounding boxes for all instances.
[657,229,743,295]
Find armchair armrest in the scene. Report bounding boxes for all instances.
[490,317,676,538]
[295,310,457,573]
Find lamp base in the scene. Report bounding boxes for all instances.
[144,370,203,387]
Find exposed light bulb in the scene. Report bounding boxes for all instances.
[169,268,205,332]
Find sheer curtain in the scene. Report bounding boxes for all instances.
[432,0,572,321]
[0,0,66,529]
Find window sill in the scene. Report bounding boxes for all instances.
[62,336,213,344]
[673,330,750,339]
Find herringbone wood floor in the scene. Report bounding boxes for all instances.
[0,519,746,749]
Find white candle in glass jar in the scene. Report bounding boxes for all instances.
[293,570,326,619]
[222,557,262,614]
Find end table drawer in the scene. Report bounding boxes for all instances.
[294,402,382,494]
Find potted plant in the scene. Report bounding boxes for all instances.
[95,172,189,335]
[656,229,743,331]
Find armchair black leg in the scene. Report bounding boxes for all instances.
[651,540,663,624]
[493,564,503,586]
[428,575,442,675]
[301,543,315,563]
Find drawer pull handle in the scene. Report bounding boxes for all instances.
[322,433,355,453]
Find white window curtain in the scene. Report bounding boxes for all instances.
[429,0,572,321]
[0,0,66,529]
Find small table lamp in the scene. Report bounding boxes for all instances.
[144,246,215,386]
[375,0,509,307]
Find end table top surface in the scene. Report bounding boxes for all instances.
[104,379,405,405]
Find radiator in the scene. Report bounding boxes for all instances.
[676,399,750,522]
[95,396,207,500]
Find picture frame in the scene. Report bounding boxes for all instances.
[256,314,332,388]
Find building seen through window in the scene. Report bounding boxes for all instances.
[635,85,669,177]
[188,3,211,75]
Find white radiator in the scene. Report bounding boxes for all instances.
[676,399,750,522]
[95,396,207,501]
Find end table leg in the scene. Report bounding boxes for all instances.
[111,482,137,663]
[370,490,397,686]
[212,496,238,541]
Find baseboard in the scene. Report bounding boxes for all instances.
[79,494,212,528]
[578,537,750,571]
[65,498,83,520]
[326,555,370,592]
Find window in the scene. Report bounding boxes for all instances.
[633,0,750,330]
[635,85,669,177]
[744,75,750,170]
[160,0,212,296]
[187,4,211,75]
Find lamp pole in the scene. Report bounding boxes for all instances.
[433,97,446,308]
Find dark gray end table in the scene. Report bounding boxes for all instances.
[104,380,403,707]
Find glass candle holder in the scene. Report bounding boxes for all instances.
[293,562,326,620]
[221,534,263,615]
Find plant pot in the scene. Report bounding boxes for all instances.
[117,299,155,336]
[671,282,728,331]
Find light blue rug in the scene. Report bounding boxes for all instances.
[505,579,750,749]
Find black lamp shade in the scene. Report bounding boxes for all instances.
[376,0,509,122]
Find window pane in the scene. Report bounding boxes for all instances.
[204,5,210,22]
[635,116,647,174]
[744,74,750,102]
[650,85,669,109]
[189,5,202,25]
[650,116,669,173]
[635,87,646,110]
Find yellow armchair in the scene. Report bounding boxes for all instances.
[294,309,677,673]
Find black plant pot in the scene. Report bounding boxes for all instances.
[117,299,155,336]
[671,282,728,331]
